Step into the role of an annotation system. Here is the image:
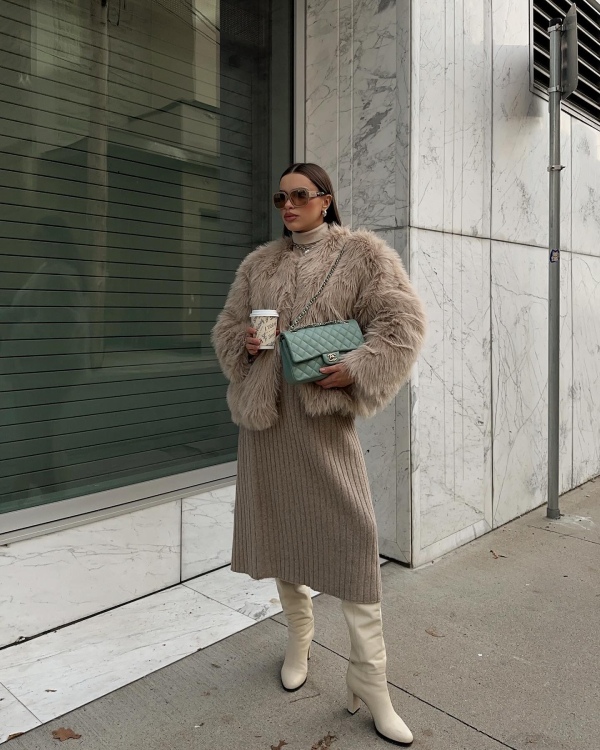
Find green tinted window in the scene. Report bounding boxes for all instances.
[0,0,292,515]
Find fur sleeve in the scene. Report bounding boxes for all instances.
[211,259,252,383]
[342,238,426,416]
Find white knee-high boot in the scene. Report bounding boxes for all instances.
[276,579,314,691]
[342,600,413,746]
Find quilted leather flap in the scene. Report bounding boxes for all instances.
[280,320,364,364]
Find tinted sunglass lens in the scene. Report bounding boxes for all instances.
[290,188,310,206]
[273,192,286,208]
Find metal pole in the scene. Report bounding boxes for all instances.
[547,20,562,520]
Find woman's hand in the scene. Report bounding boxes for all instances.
[245,326,281,357]
[316,363,354,389]
[245,327,262,356]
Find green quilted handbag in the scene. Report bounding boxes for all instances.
[280,320,365,384]
[279,243,365,385]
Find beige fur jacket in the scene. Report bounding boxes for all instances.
[212,225,426,431]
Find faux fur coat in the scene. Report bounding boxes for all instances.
[211,224,426,431]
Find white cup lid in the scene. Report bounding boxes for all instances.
[250,309,279,317]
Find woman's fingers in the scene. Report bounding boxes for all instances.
[245,326,262,355]
[317,363,354,388]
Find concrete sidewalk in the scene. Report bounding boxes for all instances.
[9,481,599,750]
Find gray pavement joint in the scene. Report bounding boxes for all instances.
[384,677,519,750]
[304,632,519,750]
[527,523,600,545]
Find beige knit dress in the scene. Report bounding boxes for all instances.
[230,224,381,603]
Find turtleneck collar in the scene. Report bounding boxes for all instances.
[291,222,330,246]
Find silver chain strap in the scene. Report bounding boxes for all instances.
[289,243,347,331]
[291,319,347,331]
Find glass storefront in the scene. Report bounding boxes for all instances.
[0,0,293,519]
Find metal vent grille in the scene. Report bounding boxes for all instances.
[532,1,600,125]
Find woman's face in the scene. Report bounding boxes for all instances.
[278,173,332,234]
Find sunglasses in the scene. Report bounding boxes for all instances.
[273,188,326,209]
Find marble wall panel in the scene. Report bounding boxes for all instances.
[0,501,181,648]
[410,228,492,556]
[393,227,412,562]
[336,0,355,221]
[391,381,412,564]
[572,120,600,259]
[410,0,492,237]
[306,0,410,229]
[572,254,600,486]
[357,227,410,564]
[491,242,573,527]
[306,0,340,192]
[561,251,574,494]
[491,0,571,249]
[351,0,404,228]
[181,484,235,580]
[357,404,398,556]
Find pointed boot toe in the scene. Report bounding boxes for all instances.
[347,676,413,746]
[342,600,414,746]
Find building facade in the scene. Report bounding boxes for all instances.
[2,0,599,647]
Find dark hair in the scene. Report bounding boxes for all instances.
[279,163,342,237]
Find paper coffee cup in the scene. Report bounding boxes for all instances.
[250,309,279,349]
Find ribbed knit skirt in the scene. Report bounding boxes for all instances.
[231,381,381,603]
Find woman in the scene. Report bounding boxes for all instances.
[212,163,426,746]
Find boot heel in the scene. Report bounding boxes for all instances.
[347,687,360,714]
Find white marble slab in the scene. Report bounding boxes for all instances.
[393,227,413,563]
[411,0,492,238]
[572,254,600,486]
[335,0,354,221]
[351,0,403,228]
[391,382,412,565]
[572,119,600,258]
[491,242,573,526]
[0,585,253,724]
[185,567,321,623]
[0,683,41,744]
[184,568,282,621]
[362,228,410,564]
[357,401,398,551]
[306,0,409,229]
[0,500,181,648]
[492,243,546,526]
[306,0,340,201]
[411,228,492,553]
[491,0,571,249]
[559,251,574,495]
[181,485,235,579]
[413,519,491,568]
